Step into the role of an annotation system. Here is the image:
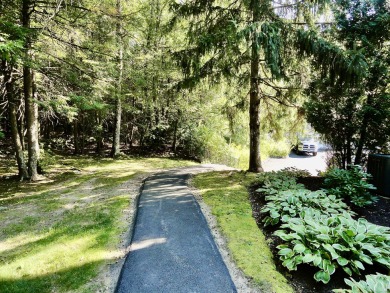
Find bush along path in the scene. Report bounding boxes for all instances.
[115,166,238,293]
[251,168,390,293]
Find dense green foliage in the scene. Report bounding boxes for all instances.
[256,167,311,185]
[261,189,352,226]
[170,0,334,171]
[304,0,390,167]
[256,170,353,226]
[324,165,378,207]
[275,213,390,284]
[0,0,311,175]
[0,1,388,177]
[334,273,390,293]
[255,169,389,288]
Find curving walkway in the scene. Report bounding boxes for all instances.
[115,166,237,293]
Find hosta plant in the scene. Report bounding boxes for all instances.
[323,165,378,207]
[257,175,304,196]
[274,212,390,284]
[333,273,390,293]
[260,189,354,226]
[276,167,311,178]
[255,168,310,188]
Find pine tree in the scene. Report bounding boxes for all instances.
[170,0,338,172]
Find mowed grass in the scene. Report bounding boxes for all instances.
[0,155,197,293]
[192,171,293,293]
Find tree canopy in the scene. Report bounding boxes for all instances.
[0,0,389,178]
[305,0,390,168]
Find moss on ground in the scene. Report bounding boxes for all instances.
[193,171,293,293]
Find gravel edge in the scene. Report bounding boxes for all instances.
[110,165,260,293]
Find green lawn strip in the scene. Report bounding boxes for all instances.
[193,171,293,293]
[0,157,197,293]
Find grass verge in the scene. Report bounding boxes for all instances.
[0,155,197,293]
[192,171,293,293]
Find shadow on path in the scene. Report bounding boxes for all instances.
[115,168,236,293]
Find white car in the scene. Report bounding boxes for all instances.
[295,139,318,156]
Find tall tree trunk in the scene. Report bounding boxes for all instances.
[354,95,373,165]
[96,111,104,155]
[111,0,123,157]
[22,0,40,180]
[3,60,28,180]
[248,0,264,173]
[73,119,80,154]
[172,118,178,153]
[19,106,25,151]
[80,112,85,154]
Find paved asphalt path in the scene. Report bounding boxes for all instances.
[116,167,237,293]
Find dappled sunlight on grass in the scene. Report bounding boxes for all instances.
[0,156,198,292]
[0,232,51,255]
[0,235,103,278]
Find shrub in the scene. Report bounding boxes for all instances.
[333,273,390,293]
[256,174,305,195]
[323,165,378,207]
[279,167,311,178]
[260,189,354,227]
[256,168,310,187]
[274,213,390,284]
[39,149,57,171]
[256,169,353,226]
[268,143,291,158]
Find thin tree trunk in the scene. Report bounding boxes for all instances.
[354,95,373,165]
[129,124,134,146]
[22,0,39,180]
[3,60,28,180]
[248,0,264,173]
[111,0,123,157]
[73,119,80,154]
[80,112,85,154]
[96,111,104,155]
[172,118,178,153]
[19,106,25,151]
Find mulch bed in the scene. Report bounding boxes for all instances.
[249,176,390,293]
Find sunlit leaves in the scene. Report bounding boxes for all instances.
[274,213,390,284]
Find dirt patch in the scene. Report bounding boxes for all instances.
[351,195,390,227]
[297,176,325,191]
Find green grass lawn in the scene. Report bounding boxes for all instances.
[0,155,197,293]
[192,171,293,293]
[1,155,294,292]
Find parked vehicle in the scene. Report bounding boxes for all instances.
[294,138,318,156]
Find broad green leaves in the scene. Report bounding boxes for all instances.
[334,273,390,293]
[274,213,390,284]
[256,169,390,287]
[257,170,354,227]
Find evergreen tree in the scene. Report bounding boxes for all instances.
[305,0,390,167]
[170,0,334,172]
